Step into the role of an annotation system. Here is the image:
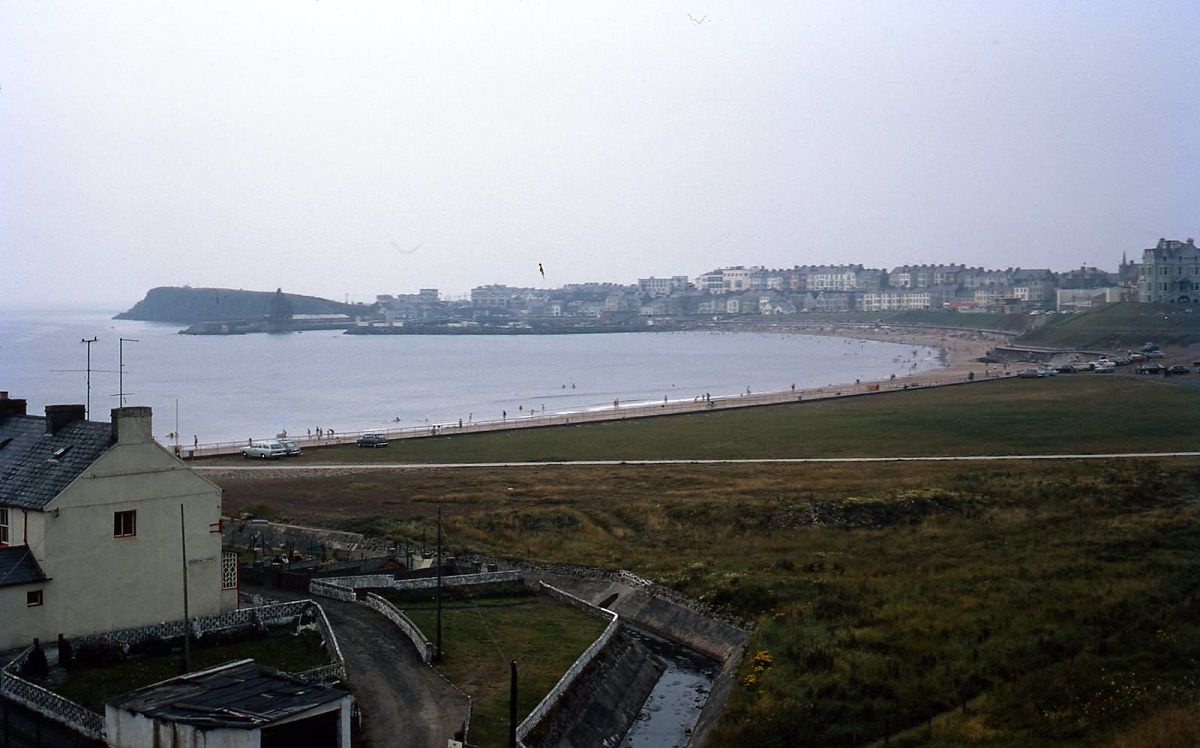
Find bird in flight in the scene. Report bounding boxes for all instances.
[538,263,546,279]
[688,13,707,24]
[391,241,421,255]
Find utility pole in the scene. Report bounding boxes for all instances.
[180,504,191,674]
[80,337,98,418]
[118,338,138,407]
[436,506,443,661]
[509,660,518,748]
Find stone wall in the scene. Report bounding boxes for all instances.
[516,584,620,745]
[361,592,435,664]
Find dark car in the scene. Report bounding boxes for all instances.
[1167,365,1189,375]
[357,433,389,448]
[1137,363,1165,374]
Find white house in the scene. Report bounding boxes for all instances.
[0,394,237,652]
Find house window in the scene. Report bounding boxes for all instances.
[26,590,43,607]
[113,510,137,538]
[0,508,8,546]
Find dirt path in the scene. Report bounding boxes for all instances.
[248,587,469,748]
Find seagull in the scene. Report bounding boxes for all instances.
[688,13,707,24]
[391,241,421,255]
[538,263,545,279]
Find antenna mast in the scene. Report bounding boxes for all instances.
[80,337,98,418]
[118,338,139,406]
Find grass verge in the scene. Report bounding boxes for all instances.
[382,585,607,747]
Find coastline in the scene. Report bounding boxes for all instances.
[185,326,1013,458]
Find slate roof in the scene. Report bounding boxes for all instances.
[107,660,348,729]
[0,546,47,588]
[0,416,113,510]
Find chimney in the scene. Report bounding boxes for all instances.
[0,392,28,419]
[110,406,153,445]
[45,404,86,435]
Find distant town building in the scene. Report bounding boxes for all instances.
[1138,238,1200,303]
[889,264,965,288]
[637,276,689,297]
[859,287,949,312]
[1057,287,1126,311]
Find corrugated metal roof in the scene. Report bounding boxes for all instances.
[0,546,47,588]
[0,416,112,510]
[107,660,348,728]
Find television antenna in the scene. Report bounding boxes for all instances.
[81,337,98,418]
[118,338,139,406]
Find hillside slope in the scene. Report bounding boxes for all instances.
[1016,302,1200,348]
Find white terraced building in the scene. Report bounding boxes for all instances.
[1138,237,1200,304]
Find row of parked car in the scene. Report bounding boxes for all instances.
[241,432,392,458]
[241,439,303,459]
[1017,352,1195,379]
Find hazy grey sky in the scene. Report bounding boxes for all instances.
[2,1,1197,307]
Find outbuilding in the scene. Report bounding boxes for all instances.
[105,660,352,748]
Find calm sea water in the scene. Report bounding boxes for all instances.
[0,309,942,444]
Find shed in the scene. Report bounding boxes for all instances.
[104,660,351,748]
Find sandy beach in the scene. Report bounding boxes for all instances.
[189,325,1017,457]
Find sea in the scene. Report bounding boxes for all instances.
[0,308,942,446]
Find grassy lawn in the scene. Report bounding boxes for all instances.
[216,376,1200,464]
[51,632,331,713]
[381,584,607,747]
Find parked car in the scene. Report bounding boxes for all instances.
[1137,363,1165,374]
[1017,369,1043,378]
[242,440,288,459]
[281,440,302,456]
[1056,364,1078,374]
[1094,364,1115,374]
[357,433,389,448]
[1145,350,1165,359]
[1167,365,1190,375]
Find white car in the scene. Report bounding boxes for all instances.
[242,440,288,459]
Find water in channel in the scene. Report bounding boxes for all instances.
[620,628,720,748]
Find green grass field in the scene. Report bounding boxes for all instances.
[229,377,1200,464]
[383,583,607,747]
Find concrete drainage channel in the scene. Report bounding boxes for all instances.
[619,627,720,747]
[522,568,751,748]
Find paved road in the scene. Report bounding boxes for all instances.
[248,587,469,748]
[197,451,1200,474]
